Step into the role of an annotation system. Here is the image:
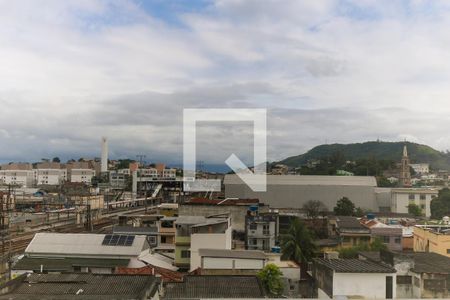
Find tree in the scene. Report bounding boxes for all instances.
[52,157,60,163]
[407,203,422,217]
[302,200,326,219]
[257,264,284,296]
[280,218,317,263]
[431,188,450,219]
[334,197,355,216]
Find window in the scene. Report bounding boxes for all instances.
[420,204,425,209]
[382,236,390,243]
[148,235,157,245]
[73,266,81,272]
[249,223,257,230]
[420,194,426,200]
[250,239,258,245]
[161,236,167,243]
[181,250,190,258]
[397,275,412,284]
[394,237,401,244]
[446,249,450,254]
[409,194,415,200]
[263,224,270,235]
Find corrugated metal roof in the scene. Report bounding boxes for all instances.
[314,258,396,273]
[13,257,129,271]
[411,252,450,274]
[224,174,377,186]
[198,248,267,260]
[163,275,265,299]
[25,233,147,258]
[0,273,160,299]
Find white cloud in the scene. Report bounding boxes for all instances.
[1,0,450,165]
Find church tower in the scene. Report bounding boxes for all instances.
[399,145,412,187]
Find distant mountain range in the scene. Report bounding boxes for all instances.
[278,141,450,171]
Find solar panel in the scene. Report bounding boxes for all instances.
[117,235,127,246]
[102,235,112,245]
[125,235,135,246]
[102,234,135,246]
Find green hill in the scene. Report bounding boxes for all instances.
[279,141,450,171]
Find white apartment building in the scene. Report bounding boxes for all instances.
[70,169,95,184]
[34,169,67,185]
[410,163,430,174]
[0,170,34,187]
[390,188,439,217]
[162,168,176,179]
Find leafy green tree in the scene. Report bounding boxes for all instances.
[280,218,317,263]
[334,197,355,216]
[52,157,60,163]
[257,264,284,296]
[431,188,450,219]
[407,203,422,217]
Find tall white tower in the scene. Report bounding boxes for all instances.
[101,137,108,173]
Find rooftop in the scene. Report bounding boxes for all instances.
[0,273,160,300]
[186,197,260,206]
[224,174,377,186]
[314,258,396,273]
[335,216,370,233]
[13,257,130,272]
[198,248,267,260]
[163,275,265,299]
[411,252,450,274]
[25,233,148,258]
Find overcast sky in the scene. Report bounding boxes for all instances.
[2,0,450,168]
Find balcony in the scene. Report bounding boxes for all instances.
[175,235,191,245]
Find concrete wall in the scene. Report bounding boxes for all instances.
[414,226,450,257]
[391,189,438,217]
[333,273,396,299]
[190,226,232,271]
[201,256,265,269]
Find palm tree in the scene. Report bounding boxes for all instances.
[280,218,316,263]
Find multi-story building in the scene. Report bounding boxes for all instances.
[69,169,95,184]
[390,188,438,218]
[410,163,430,175]
[0,170,34,187]
[245,212,278,252]
[329,216,371,248]
[34,168,67,185]
[174,216,232,271]
[413,225,450,258]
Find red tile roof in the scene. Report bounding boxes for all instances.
[116,265,184,282]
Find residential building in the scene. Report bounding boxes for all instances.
[414,225,450,257]
[13,233,149,275]
[179,197,267,232]
[70,168,95,184]
[245,212,277,252]
[33,168,67,185]
[312,258,396,299]
[328,216,371,247]
[0,273,161,300]
[174,216,232,270]
[0,170,34,187]
[163,275,266,299]
[370,226,403,251]
[390,188,438,218]
[377,251,450,298]
[410,163,430,174]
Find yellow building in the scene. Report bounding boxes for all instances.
[414,225,450,257]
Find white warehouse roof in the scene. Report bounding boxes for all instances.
[224,174,377,186]
[25,233,148,258]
